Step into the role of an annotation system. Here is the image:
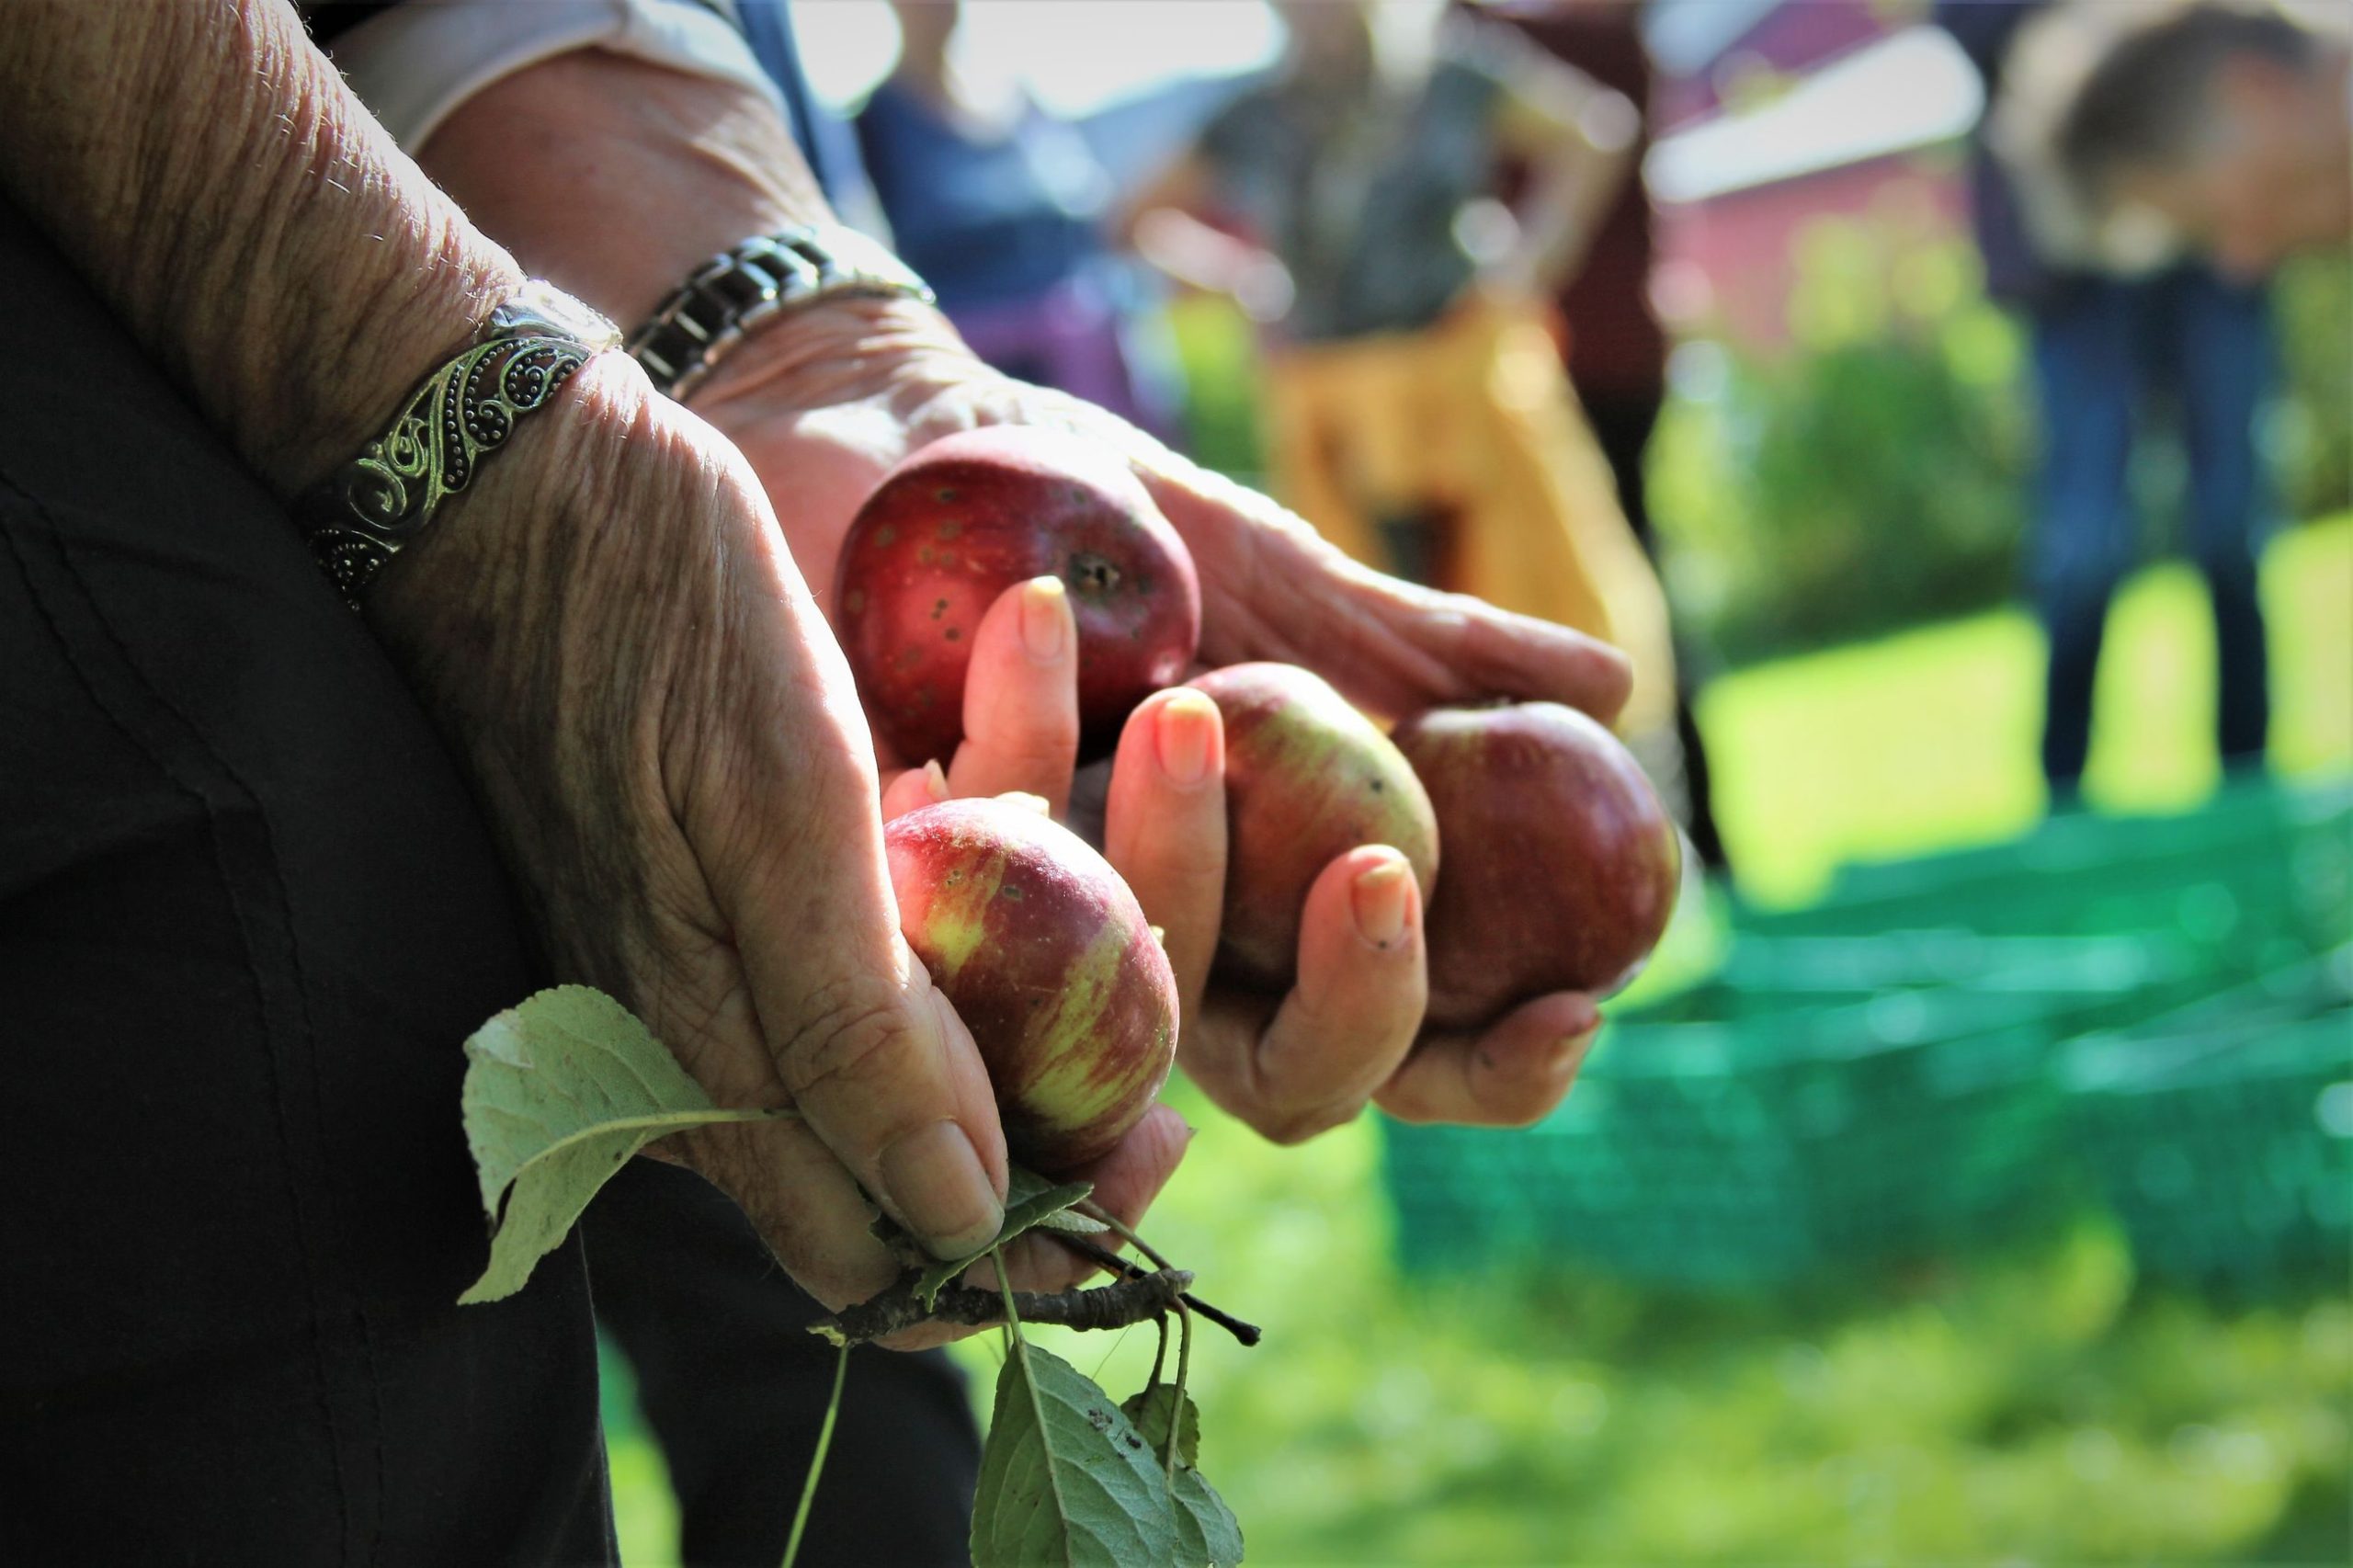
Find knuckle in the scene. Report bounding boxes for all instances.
[774,974,923,1106]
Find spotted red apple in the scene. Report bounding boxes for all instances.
[884,797,1177,1173]
[1187,663,1438,991]
[835,426,1201,766]
[1392,702,1679,1027]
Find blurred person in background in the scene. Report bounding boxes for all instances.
[1941,0,2281,801]
[857,0,1170,434]
[2050,1,2351,279]
[1120,0,1686,785]
[1481,0,1728,874]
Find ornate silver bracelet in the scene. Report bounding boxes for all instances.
[294,281,621,608]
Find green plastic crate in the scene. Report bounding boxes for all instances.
[1382,987,2066,1289]
[2063,994,2352,1290]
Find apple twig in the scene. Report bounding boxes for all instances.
[1045,1230,1263,1348]
[813,1267,1193,1346]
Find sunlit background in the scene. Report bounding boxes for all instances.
[604,3,2353,1562]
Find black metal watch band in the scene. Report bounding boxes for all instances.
[625,225,937,400]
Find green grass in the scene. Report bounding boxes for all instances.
[607,518,2353,1565]
[1708,517,2352,905]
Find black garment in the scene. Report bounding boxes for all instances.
[586,1162,982,1568]
[1580,391,1728,873]
[0,193,615,1565]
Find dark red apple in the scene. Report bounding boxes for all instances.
[1392,702,1679,1027]
[835,426,1202,765]
[884,797,1178,1173]
[1188,663,1438,991]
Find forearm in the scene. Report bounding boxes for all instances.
[0,0,522,494]
[416,49,821,326]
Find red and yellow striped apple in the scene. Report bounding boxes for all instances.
[1187,663,1438,991]
[835,426,1201,766]
[883,797,1178,1173]
[1392,702,1679,1027]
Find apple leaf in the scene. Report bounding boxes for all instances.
[970,1341,1185,1568]
[1120,1384,1200,1471]
[1120,1385,1245,1566]
[914,1165,1096,1309]
[456,984,783,1304]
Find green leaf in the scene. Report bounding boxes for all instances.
[1120,1385,1200,1471]
[1164,1460,1245,1566]
[1120,1386,1245,1566]
[913,1165,1095,1309]
[456,984,780,1304]
[970,1341,1184,1568]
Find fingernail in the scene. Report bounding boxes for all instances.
[1552,1028,1600,1070]
[1021,576,1069,661]
[922,758,950,802]
[999,790,1051,816]
[878,1121,1004,1259]
[1351,854,1413,947]
[1154,689,1218,784]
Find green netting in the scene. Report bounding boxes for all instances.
[1741,779,2351,953]
[1381,783,2353,1291]
[1382,992,2066,1288]
[2061,965,2352,1290]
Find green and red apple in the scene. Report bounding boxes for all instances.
[884,796,1177,1173]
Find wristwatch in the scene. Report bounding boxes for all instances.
[627,224,937,400]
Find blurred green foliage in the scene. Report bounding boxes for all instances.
[1653,218,2353,669]
[2274,252,2353,522]
[1652,213,2034,668]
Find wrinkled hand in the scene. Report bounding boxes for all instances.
[364,358,1184,1329]
[698,303,1610,1139]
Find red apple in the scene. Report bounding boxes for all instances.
[835,426,1202,766]
[1392,702,1679,1026]
[1188,664,1438,991]
[884,797,1178,1173]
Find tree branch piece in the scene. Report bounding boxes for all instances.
[813,1268,1193,1346]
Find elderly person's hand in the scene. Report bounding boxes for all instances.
[367,353,1189,1329]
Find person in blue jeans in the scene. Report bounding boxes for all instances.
[2030,266,2272,789]
[1941,0,2275,797]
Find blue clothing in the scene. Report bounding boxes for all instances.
[2029,267,2274,785]
[854,81,1117,312]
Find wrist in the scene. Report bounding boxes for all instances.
[365,351,657,662]
[686,292,976,415]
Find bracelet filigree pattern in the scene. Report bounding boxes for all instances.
[294,283,619,608]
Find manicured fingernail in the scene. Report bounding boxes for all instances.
[1021,576,1069,661]
[1351,854,1413,947]
[878,1121,1004,1259]
[922,758,950,802]
[1154,689,1218,785]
